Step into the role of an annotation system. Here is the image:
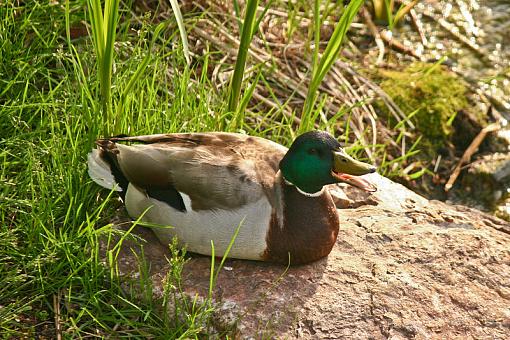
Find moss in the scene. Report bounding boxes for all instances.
[379,62,468,148]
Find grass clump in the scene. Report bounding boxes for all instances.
[0,0,226,337]
[379,62,468,147]
[300,0,365,132]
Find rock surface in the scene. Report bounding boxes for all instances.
[112,174,510,338]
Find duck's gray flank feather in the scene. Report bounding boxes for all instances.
[87,150,122,192]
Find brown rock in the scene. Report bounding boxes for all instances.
[111,174,510,338]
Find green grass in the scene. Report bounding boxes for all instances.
[227,0,260,115]
[0,0,232,337]
[370,0,418,28]
[87,0,120,135]
[0,0,415,337]
[300,0,365,133]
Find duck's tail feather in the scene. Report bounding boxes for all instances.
[87,148,123,192]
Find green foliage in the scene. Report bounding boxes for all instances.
[0,0,227,337]
[300,0,365,132]
[87,0,120,134]
[371,0,419,29]
[379,62,468,146]
[227,0,260,118]
[227,0,275,129]
[169,0,191,65]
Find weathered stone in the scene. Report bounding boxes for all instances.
[111,173,510,338]
[451,152,510,209]
[468,153,510,183]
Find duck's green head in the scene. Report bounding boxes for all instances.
[280,131,377,194]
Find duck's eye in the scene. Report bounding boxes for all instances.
[308,148,318,155]
[341,158,348,163]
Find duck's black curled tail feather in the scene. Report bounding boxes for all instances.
[87,139,129,196]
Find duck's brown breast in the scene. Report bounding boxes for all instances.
[263,184,339,265]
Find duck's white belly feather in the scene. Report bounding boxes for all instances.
[125,185,271,260]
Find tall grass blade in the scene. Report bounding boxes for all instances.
[311,0,321,79]
[372,0,385,22]
[169,0,191,65]
[384,0,394,27]
[227,0,259,115]
[231,70,262,128]
[393,0,419,27]
[300,0,364,133]
[87,0,120,135]
[208,220,242,303]
[64,0,71,48]
[252,0,274,40]
[115,23,166,131]
[233,0,242,32]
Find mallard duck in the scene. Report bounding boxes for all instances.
[88,131,376,264]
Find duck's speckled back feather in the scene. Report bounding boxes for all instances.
[96,132,288,211]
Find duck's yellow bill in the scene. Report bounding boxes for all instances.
[331,150,377,192]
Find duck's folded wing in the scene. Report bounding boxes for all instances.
[94,133,286,211]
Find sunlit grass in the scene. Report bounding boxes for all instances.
[169,0,191,65]
[300,0,365,133]
[227,0,260,118]
[87,0,120,134]
[0,0,230,337]
[371,0,419,29]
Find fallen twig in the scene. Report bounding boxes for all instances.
[409,8,427,46]
[379,29,422,60]
[445,122,501,191]
[361,7,385,65]
[53,292,62,340]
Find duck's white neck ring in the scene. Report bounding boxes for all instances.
[282,177,325,197]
